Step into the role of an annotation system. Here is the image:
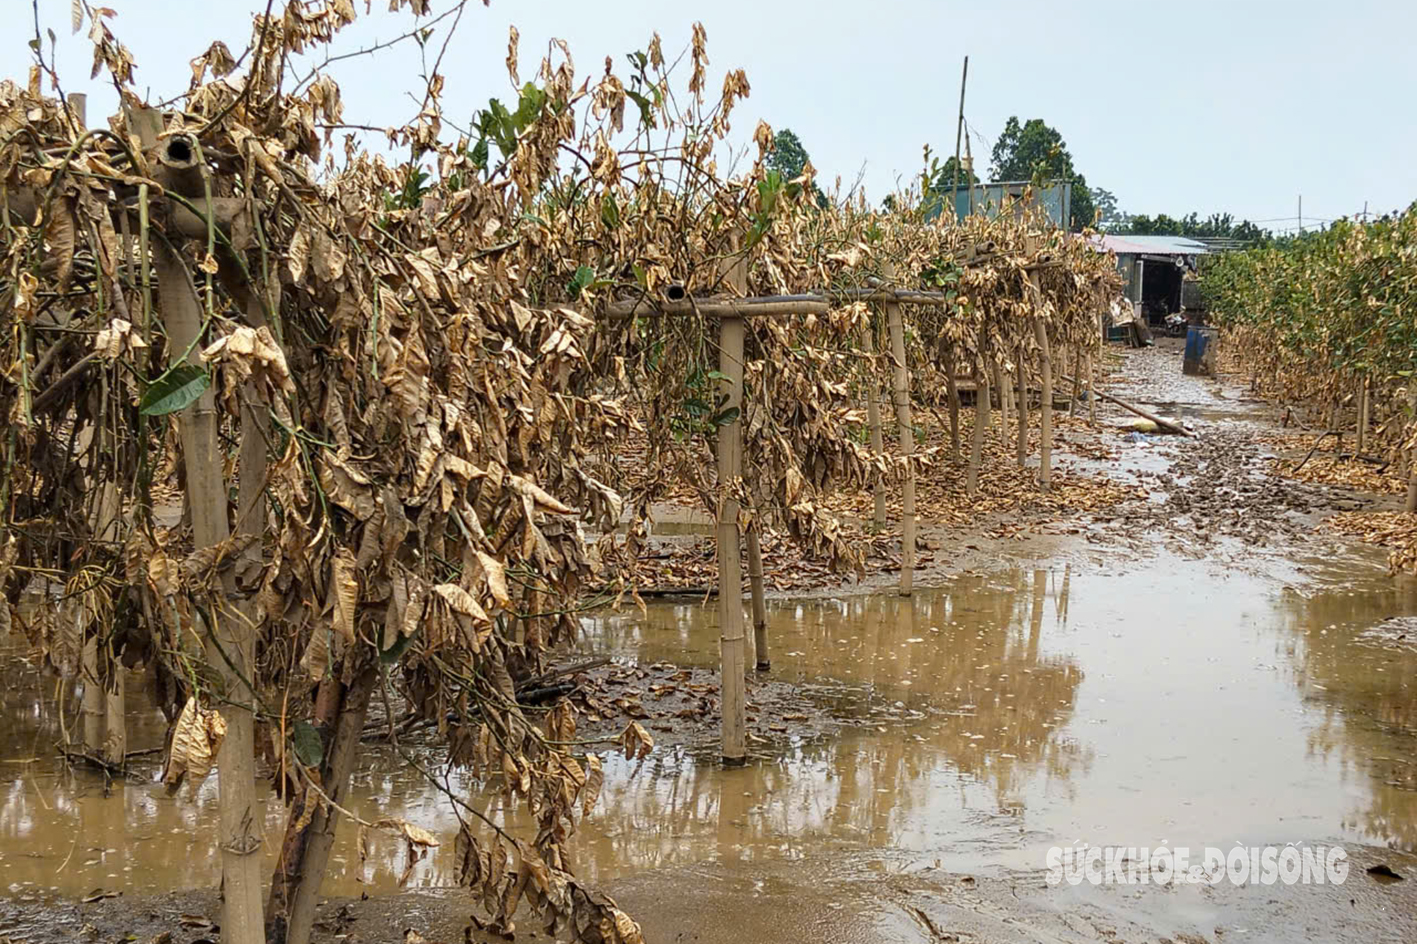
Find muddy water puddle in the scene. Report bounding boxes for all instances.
[4,543,1417,904]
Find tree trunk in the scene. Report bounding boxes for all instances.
[154,247,265,944]
[967,367,991,496]
[863,326,887,529]
[267,665,378,944]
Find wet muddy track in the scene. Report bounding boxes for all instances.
[5,346,1417,944]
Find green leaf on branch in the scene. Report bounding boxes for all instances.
[139,365,210,416]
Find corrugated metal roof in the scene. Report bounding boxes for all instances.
[1091,235,1210,255]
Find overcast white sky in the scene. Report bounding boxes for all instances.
[14,0,1414,230]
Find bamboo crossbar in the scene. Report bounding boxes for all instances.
[604,261,1062,319]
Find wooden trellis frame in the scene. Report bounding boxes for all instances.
[604,279,978,762]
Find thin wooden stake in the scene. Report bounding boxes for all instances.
[884,285,915,596]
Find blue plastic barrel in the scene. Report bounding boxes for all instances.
[1183,325,1216,376]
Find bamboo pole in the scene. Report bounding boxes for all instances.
[967,365,991,496]
[995,358,1011,445]
[1358,378,1370,455]
[944,346,962,461]
[884,281,915,597]
[716,255,748,766]
[1087,353,1097,424]
[1069,348,1081,417]
[1030,277,1054,491]
[1016,344,1029,468]
[1408,388,1417,515]
[81,637,103,752]
[1060,374,1193,436]
[103,654,126,765]
[154,245,265,944]
[863,324,888,529]
[605,273,1061,319]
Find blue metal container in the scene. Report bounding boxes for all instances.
[1183,325,1217,376]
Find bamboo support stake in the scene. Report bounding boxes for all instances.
[1016,345,1029,468]
[81,638,103,752]
[1031,277,1054,491]
[884,283,915,597]
[1358,378,1370,454]
[1070,348,1082,417]
[1087,353,1097,424]
[863,324,888,529]
[944,347,961,461]
[746,523,770,671]
[995,358,1011,445]
[1408,388,1417,514]
[967,366,991,496]
[154,246,265,944]
[103,653,126,765]
[716,255,748,766]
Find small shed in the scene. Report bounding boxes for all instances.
[1092,235,1209,328]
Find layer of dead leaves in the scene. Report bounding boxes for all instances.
[1327,512,1417,574]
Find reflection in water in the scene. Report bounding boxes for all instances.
[3,552,1417,898]
[1275,563,1417,851]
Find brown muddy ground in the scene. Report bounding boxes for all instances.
[6,343,1417,944]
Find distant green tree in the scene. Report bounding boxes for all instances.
[990,116,1096,232]
[1092,187,1127,231]
[766,128,827,207]
[1117,211,1268,242]
[932,155,980,195]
